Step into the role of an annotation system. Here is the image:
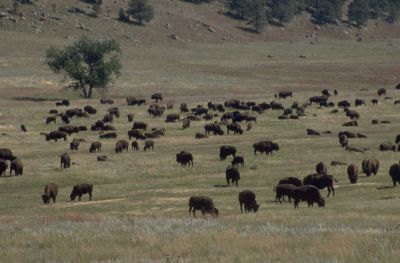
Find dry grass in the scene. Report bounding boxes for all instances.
[1,28,400,262]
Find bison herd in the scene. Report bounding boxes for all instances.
[2,87,400,216]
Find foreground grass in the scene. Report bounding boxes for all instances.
[1,31,400,262]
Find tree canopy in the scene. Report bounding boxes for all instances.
[45,37,122,98]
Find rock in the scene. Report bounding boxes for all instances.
[168,34,179,40]
[208,27,216,33]
[97,155,107,162]
[299,54,306,58]
[314,25,320,30]
[0,12,7,18]
[165,23,171,28]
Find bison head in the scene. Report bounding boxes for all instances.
[253,203,260,213]
[273,143,280,151]
[318,198,325,207]
[70,190,77,201]
[41,194,50,204]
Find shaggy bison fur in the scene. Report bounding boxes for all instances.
[115,140,129,153]
[239,190,259,213]
[176,151,193,166]
[362,159,379,176]
[188,196,218,217]
[144,140,154,151]
[10,158,23,176]
[389,163,400,187]
[89,142,102,153]
[60,153,71,169]
[226,165,240,186]
[46,131,67,142]
[347,163,358,184]
[303,173,337,197]
[315,161,327,174]
[253,141,279,155]
[0,159,8,176]
[274,184,297,203]
[278,177,302,187]
[70,183,93,201]
[220,145,237,160]
[41,183,58,204]
[292,185,325,208]
[0,148,15,161]
[231,156,244,167]
[131,141,139,151]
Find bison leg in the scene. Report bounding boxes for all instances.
[226,178,230,186]
[327,187,331,198]
[331,186,335,197]
[240,203,243,213]
[393,179,397,187]
[78,194,82,201]
[235,180,238,187]
[288,196,291,203]
[89,192,92,201]
[294,199,299,208]
[189,206,192,216]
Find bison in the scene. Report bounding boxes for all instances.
[274,184,297,203]
[226,165,240,186]
[46,131,67,142]
[347,163,358,184]
[151,93,163,102]
[176,151,193,166]
[231,156,244,167]
[115,140,129,153]
[239,190,259,213]
[165,113,180,123]
[89,142,102,153]
[0,148,15,161]
[292,185,325,208]
[0,159,8,176]
[389,163,400,187]
[99,132,117,139]
[70,183,93,201]
[41,183,58,204]
[132,122,148,131]
[253,141,279,155]
[195,133,208,139]
[144,140,154,151]
[315,161,327,174]
[131,141,139,151]
[60,153,71,169]
[339,134,348,148]
[84,105,97,114]
[188,196,218,217]
[220,145,237,160]
[303,173,337,197]
[128,129,145,140]
[278,177,302,187]
[46,116,56,124]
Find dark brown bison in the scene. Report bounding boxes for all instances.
[49,109,58,114]
[182,118,191,129]
[115,140,129,153]
[128,129,145,140]
[303,173,337,197]
[41,183,58,204]
[195,133,208,139]
[70,183,93,201]
[344,108,360,119]
[389,163,400,187]
[339,134,348,148]
[46,131,67,142]
[58,125,79,135]
[355,99,366,106]
[371,99,378,105]
[9,158,23,176]
[84,105,97,114]
[278,177,302,187]
[306,129,320,136]
[338,100,351,108]
[338,131,357,138]
[132,122,148,131]
[99,132,117,139]
[205,123,224,135]
[380,142,396,152]
[89,142,102,153]
[292,185,325,208]
[274,184,297,203]
[20,124,27,132]
[176,151,193,166]
[127,113,134,122]
[103,114,113,123]
[188,196,218,217]
[231,156,244,167]
[220,145,237,160]
[239,190,259,213]
[100,98,114,104]
[227,123,243,135]
[60,153,71,169]
[108,107,120,118]
[226,165,240,186]
[151,127,165,136]
[46,116,56,124]
[347,163,358,184]
[180,103,189,113]
[253,141,279,155]
[131,141,139,151]
[378,88,386,96]
[278,91,292,98]
[69,138,80,151]
[144,140,154,151]
[0,148,15,161]
[165,114,180,123]
[315,161,327,174]
[0,159,8,176]
[151,93,163,102]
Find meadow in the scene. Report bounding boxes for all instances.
[1,31,400,262]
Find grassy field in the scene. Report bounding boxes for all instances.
[1,31,400,262]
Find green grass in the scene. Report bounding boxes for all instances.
[1,31,400,262]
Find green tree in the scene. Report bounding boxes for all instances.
[45,37,122,98]
[348,0,370,26]
[310,0,345,24]
[246,0,267,33]
[387,0,400,23]
[127,0,154,25]
[268,0,297,23]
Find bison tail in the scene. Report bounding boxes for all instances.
[333,176,338,183]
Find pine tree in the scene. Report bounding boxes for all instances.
[127,0,154,25]
[348,0,370,27]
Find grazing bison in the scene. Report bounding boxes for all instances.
[389,163,400,187]
[144,140,154,151]
[46,131,67,142]
[278,91,292,98]
[69,138,80,151]
[239,190,259,213]
[231,156,244,167]
[59,125,79,135]
[0,148,15,161]
[316,161,327,174]
[205,123,224,135]
[99,132,117,139]
[378,88,386,96]
[61,114,69,124]
[278,177,302,187]
[60,153,71,169]
[100,98,114,104]
[89,142,102,153]
[227,123,243,135]
[220,145,237,160]
[355,99,366,106]
[127,113,134,122]
[70,183,93,201]
[46,116,56,124]
[19,124,26,132]
[176,151,193,166]
[188,196,218,217]
[103,114,113,123]
[342,120,358,127]
[371,99,378,105]
[292,185,325,208]
[115,140,129,153]
[339,134,348,148]
[84,105,97,114]
[253,141,279,155]
[151,93,163,102]
[345,108,360,119]
[132,122,148,131]
[347,163,358,184]
[9,158,23,176]
[195,133,208,139]
[338,100,351,108]
[41,183,58,204]
[361,159,379,177]
[128,129,145,140]
[131,141,139,151]
[274,184,297,203]
[182,118,191,130]
[108,107,120,118]
[303,173,337,197]
[165,114,180,123]
[0,159,8,176]
[380,142,396,152]
[226,165,240,186]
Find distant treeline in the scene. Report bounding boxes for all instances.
[186,0,400,31]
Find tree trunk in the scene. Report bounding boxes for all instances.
[88,85,94,98]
